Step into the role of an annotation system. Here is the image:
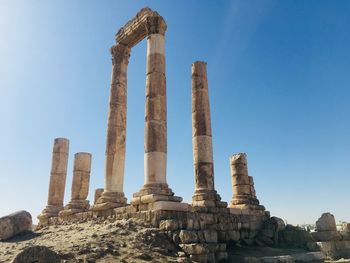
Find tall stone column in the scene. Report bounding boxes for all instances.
[229,153,264,210]
[59,152,92,216]
[144,32,168,189]
[191,62,226,208]
[38,138,69,222]
[93,43,130,211]
[131,18,188,212]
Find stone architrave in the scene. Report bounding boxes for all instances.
[38,138,69,222]
[59,152,92,216]
[93,43,130,211]
[228,153,264,210]
[191,61,226,208]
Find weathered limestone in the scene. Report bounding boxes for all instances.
[312,213,342,242]
[59,153,92,216]
[229,153,265,211]
[38,138,69,221]
[93,44,130,211]
[143,32,167,189]
[94,188,104,204]
[191,61,226,208]
[114,8,184,211]
[0,211,32,240]
[316,213,337,232]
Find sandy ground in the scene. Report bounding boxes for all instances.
[0,218,182,263]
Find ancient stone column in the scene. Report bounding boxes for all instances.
[191,62,226,208]
[229,153,264,210]
[38,138,69,221]
[93,43,130,211]
[59,152,92,216]
[143,32,167,189]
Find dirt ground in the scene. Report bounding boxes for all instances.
[1,218,349,263]
[0,218,183,263]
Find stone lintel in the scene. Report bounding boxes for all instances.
[115,7,167,48]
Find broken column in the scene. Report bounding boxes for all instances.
[229,153,264,210]
[191,61,226,208]
[59,152,92,216]
[38,138,69,222]
[93,43,130,211]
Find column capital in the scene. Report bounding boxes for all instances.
[110,44,131,65]
[145,16,167,36]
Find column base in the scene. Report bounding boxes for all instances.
[191,189,227,208]
[37,205,63,223]
[229,203,266,211]
[229,195,265,211]
[91,191,127,211]
[58,200,90,217]
[131,183,183,211]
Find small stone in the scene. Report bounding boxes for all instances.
[179,230,198,244]
[203,229,217,243]
[159,219,179,231]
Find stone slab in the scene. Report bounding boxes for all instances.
[149,201,190,212]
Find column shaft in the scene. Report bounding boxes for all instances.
[93,44,130,211]
[47,138,69,207]
[71,152,91,200]
[229,153,262,208]
[144,33,167,186]
[192,62,214,192]
[38,138,69,222]
[104,43,130,193]
[59,152,92,216]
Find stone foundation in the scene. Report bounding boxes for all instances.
[38,205,269,262]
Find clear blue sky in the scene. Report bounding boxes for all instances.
[0,0,349,225]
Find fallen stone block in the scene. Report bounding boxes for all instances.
[0,211,32,240]
[316,212,337,232]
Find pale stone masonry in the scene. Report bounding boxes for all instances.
[191,61,226,208]
[38,138,69,221]
[229,153,265,211]
[59,152,92,216]
[106,7,186,211]
[92,43,130,211]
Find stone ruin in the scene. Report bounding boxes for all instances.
[36,7,272,262]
